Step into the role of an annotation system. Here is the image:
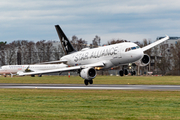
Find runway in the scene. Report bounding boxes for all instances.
[0,84,180,90]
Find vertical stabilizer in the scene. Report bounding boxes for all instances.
[55,25,76,55]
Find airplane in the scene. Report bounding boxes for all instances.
[17,25,169,85]
[0,63,67,77]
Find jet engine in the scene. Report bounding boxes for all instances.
[80,68,96,80]
[135,54,150,66]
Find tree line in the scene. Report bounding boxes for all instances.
[0,35,102,65]
[0,40,63,65]
[0,35,180,75]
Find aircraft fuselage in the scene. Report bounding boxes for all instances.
[0,64,67,75]
[61,42,144,69]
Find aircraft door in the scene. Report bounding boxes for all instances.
[111,46,122,66]
[115,46,122,58]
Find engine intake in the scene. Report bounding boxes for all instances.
[80,68,96,80]
[135,54,150,66]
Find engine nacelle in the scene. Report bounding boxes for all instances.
[80,68,96,80]
[135,54,150,66]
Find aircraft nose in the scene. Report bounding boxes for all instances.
[134,49,144,60]
[139,49,144,57]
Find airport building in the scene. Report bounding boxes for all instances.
[147,37,180,75]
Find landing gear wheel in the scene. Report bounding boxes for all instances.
[131,71,134,76]
[84,80,89,86]
[119,70,124,77]
[124,69,128,75]
[131,71,136,76]
[89,79,93,84]
[31,75,35,77]
[133,71,136,75]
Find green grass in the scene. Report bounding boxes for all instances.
[0,76,180,119]
[0,75,180,85]
[0,89,180,120]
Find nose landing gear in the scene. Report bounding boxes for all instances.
[84,79,93,86]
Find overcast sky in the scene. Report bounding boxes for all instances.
[0,0,180,44]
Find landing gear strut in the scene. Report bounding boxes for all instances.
[38,74,42,77]
[84,79,93,86]
[131,71,136,76]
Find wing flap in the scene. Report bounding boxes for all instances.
[17,66,81,76]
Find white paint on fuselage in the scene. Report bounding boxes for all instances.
[0,64,67,75]
[60,42,144,69]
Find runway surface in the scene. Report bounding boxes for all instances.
[0,84,180,90]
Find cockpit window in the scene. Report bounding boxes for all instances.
[131,47,136,50]
[125,46,140,52]
[136,46,140,49]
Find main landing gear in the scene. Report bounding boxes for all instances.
[130,71,136,76]
[119,69,128,77]
[84,79,93,86]
[119,69,136,76]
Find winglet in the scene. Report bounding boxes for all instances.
[141,35,169,52]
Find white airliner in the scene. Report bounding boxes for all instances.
[17,25,169,85]
[0,64,67,77]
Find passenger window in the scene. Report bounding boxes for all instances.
[125,48,128,52]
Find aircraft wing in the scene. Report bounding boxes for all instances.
[17,62,105,76]
[141,35,169,52]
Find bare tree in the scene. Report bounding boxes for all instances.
[156,42,171,75]
[36,40,46,63]
[108,39,128,45]
[71,35,78,50]
[22,41,36,64]
[4,43,17,65]
[70,35,87,51]
[92,35,101,48]
[44,41,53,62]
[171,41,180,75]
[151,45,160,74]
[0,42,7,65]
[53,44,64,60]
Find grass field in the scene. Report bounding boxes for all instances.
[0,75,180,119]
[0,89,180,120]
[0,75,180,85]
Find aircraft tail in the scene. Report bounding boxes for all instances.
[55,25,76,55]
